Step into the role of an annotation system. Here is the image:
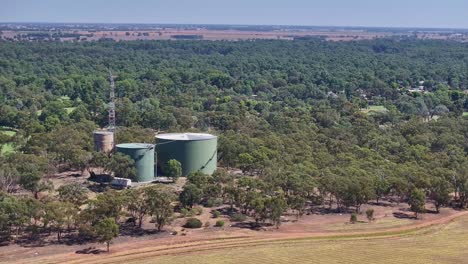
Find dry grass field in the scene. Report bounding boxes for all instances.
[10,211,467,264]
[126,215,468,264]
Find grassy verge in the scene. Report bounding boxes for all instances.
[0,127,17,155]
[360,105,388,115]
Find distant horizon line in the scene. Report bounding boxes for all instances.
[1,21,468,31]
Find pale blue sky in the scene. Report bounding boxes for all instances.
[1,0,468,28]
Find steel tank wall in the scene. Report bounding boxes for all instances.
[93,131,114,153]
[116,143,155,182]
[156,137,217,176]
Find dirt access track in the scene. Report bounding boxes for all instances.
[5,209,467,264]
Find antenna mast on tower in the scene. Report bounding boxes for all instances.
[108,70,116,148]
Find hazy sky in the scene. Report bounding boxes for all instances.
[1,0,468,28]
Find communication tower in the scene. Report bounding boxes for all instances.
[108,70,116,148]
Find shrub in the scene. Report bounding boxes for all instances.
[212,210,221,218]
[350,213,357,224]
[366,208,374,222]
[192,206,203,215]
[205,198,223,207]
[184,218,202,228]
[231,213,247,222]
[180,208,190,217]
[215,220,225,227]
[78,226,94,239]
[164,159,182,182]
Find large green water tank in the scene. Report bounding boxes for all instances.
[116,143,155,182]
[156,133,217,176]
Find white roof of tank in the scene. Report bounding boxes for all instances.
[93,130,114,135]
[116,143,154,149]
[156,133,216,141]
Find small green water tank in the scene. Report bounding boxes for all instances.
[116,143,155,182]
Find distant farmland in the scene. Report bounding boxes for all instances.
[3,28,468,42]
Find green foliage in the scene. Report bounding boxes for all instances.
[265,194,287,228]
[0,128,16,155]
[107,153,137,180]
[85,191,126,224]
[93,217,119,252]
[57,183,88,207]
[144,186,175,231]
[192,206,203,215]
[179,206,203,218]
[288,195,306,219]
[187,171,222,204]
[123,188,148,228]
[45,201,75,242]
[205,198,223,207]
[408,189,426,218]
[164,159,182,182]
[115,127,154,144]
[187,171,213,189]
[3,38,468,245]
[184,218,202,228]
[0,195,29,240]
[341,175,375,213]
[11,154,50,198]
[238,153,255,174]
[24,124,93,172]
[231,213,247,222]
[429,172,452,213]
[350,213,357,224]
[215,220,225,227]
[89,152,110,174]
[0,163,19,193]
[212,210,221,218]
[212,169,232,184]
[179,208,190,217]
[366,208,375,222]
[179,184,203,208]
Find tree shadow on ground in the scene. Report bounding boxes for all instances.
[16,230,94,247]
[309,207,355,215]
[368,201,395,207]
[393,212,416,219]
[75,246,106,254]
[0,240,10,247]
[398,207,411,212]
[218,206,239,216]
[63,233,95,246]
[87,173,112,193]
[230,221,272,231]
[15,232,49,248]
[119,223,161,237]
[87,184,108,193]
